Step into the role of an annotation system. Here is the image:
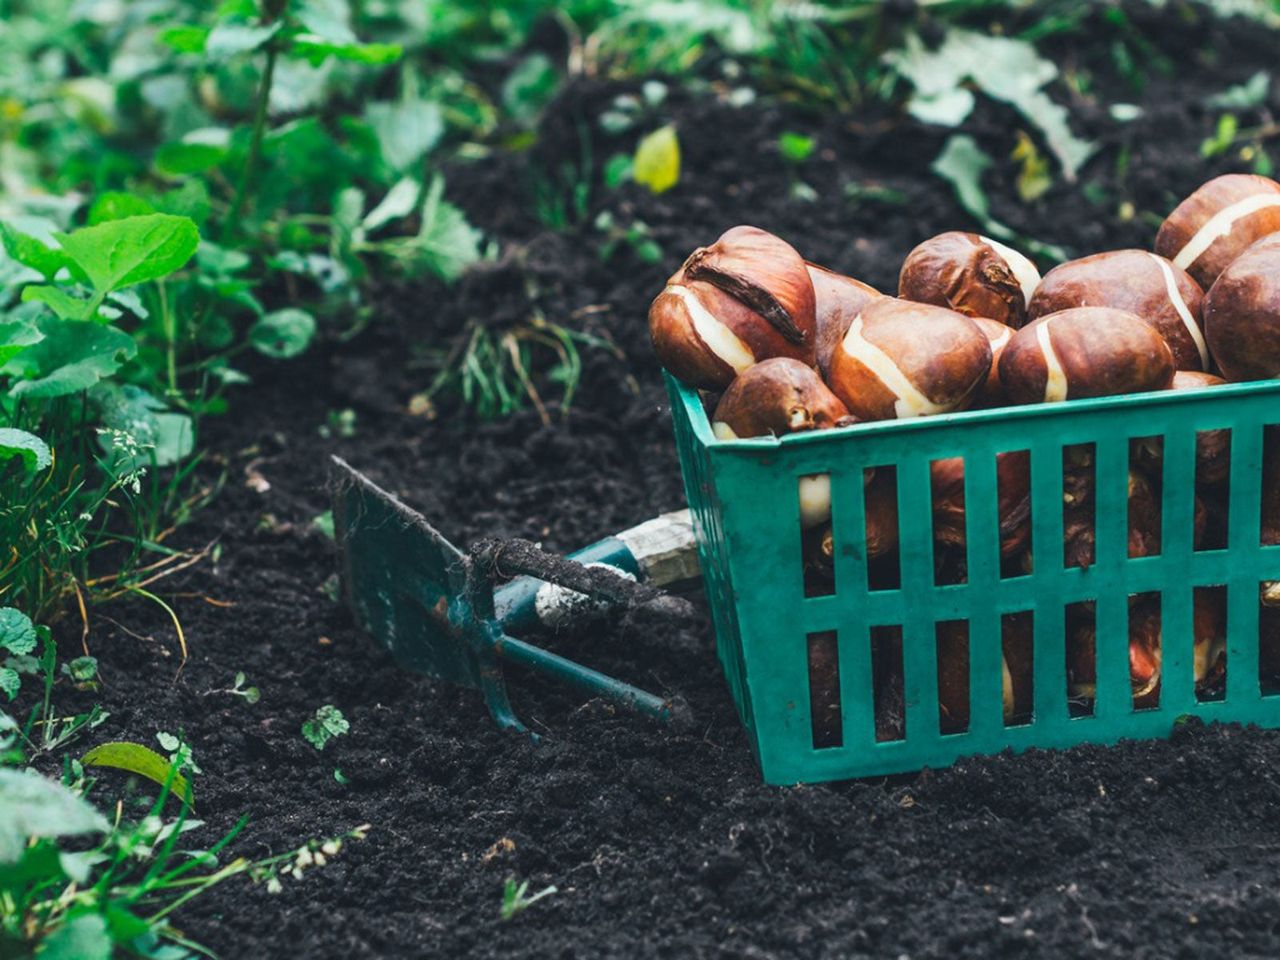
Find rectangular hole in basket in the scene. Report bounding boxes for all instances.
[1066,601,1096,718]
[1130,592,1161,711]
[1196,428,1231,552]
[936,620,968,734]
[931,458,966,585]
[871,624,905,742]
[1129,436,1162,559]
[1261,582,1280,698]
[998,450,1032,579]
[800,472,834,599]
[807,631,842,749]
[1063,443,1096,569]
[1003,611,1034,727]
[1197,585,1228,702]
[865,466,900,592]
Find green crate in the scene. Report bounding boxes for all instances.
[665,371,1280,784]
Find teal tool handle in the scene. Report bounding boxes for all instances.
[494,509,699,634]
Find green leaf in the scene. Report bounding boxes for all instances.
[0,317,41,366]
[87,192,156,225]
[633,125,680,194]
[80,742,193,806]
[0,608,38,656]
[36,913,113,960]
[301,704,348,750]
[155,141,228,176]
[93,384,195,470]
[1207,70,1270,110]
[1201,113,1239,158]
[291,37,402,67]
[0,429,51,473]
[602,154,633,189]
[778,132,815,164]
[158,25,211,53]
[21,285,91,321]
[0,769,109,863]
[0,668,17,701]
[414,178,482,281]
[8,318,137,399]
[502,54,560,125]
[931,135,1068,263]
[249,308,316,359]
[205,20,281,63]
[55,214,199,294]
[0,222,70,281]
[362,178,420,233]
[889,29,1096,181]
[366,96,444,172]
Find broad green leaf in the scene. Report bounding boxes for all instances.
[21,285,91,321]
[366,96,444,172]
[0,668,17,700]
[301,704,348,750]
[154,179,213,229]
[155,141,227,176]
[0,769,109,863]
[633,125,680,194]
[39,914,113,960]
[411,177,482,281]
[0,608,38,656]
[0,317,42,365]
[80,741,193,806]
[87,192,156,225]
[889,29,1096,181]
[8,318,137,399]
[55,214,199,294]
[0,222,70,281]
[0,429,51,473]
[205,20,281,63]
[250,308,316,358]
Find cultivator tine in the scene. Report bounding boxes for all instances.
[329,457,685,734]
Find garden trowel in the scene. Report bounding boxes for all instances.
[329,457,700,734]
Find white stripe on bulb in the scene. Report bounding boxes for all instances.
[1149,253,1209,369]
[664,284,755,374]
[840,314,949,418]
[1037,319,1068,402]
[1172,193,1280,271]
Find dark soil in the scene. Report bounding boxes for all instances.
[35,4,1280,957]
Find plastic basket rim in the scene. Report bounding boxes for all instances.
[667,372,1280,449]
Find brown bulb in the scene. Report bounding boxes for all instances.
[649,225,817,389]
[826,297,992,422]
[998,307,1175,405]
[1028,250,1208,371]
[1154,173,1280,289]
[970,316,1016,407]
[930,451,1030,561]
[806,262,880,380]
[1203,233,1280,382]
[898,231,1041,328]
[711,357,849,440]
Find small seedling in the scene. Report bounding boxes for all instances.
[61,656,100,689]
[500,877,558,921]
[302,705,349,751]
[205,671,262,704]
[157,731,202,775]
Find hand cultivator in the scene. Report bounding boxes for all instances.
[330,458,700,734]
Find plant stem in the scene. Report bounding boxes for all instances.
[223,43,279,243]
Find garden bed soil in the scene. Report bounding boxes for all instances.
[39,5,1280,957]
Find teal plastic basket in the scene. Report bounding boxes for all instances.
[665,371,1280,784]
